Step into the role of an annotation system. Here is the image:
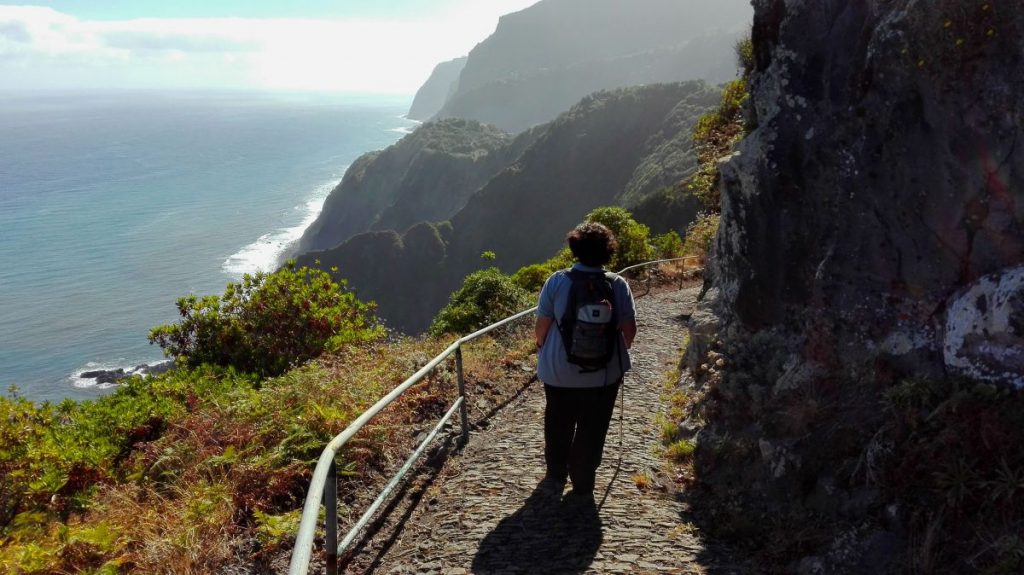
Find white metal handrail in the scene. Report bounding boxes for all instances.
[288,256,698,574]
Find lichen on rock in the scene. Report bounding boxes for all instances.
[944,264,1024,387]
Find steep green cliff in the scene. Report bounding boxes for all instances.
[297,82,720,332]
[296,119,516,255]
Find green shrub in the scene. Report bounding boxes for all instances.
[693,79,748,146]
[687,161,720,209]
[149,262,383,377]
[682,213,720,261]
[512,264,553,293]
[430,268,533,336]
[584,207,654,270]
[512,249,574,292]
[652,231,684,259]
[735,34,755,77]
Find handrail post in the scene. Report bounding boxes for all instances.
[325,460,338,575]
[455,347,469,446]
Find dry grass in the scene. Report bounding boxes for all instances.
[633,472,655,491]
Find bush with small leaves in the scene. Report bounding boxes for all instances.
[149,262,383,377]
[584,207,654,270]
[682,213,720,262]
[429,268,533,336]
[512,264,553,293]
[652,230,684,259]
[735,34,755,78]
[512,249,574,292]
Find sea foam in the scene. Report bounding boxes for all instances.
[221,179,339,278]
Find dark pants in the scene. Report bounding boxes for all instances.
[543,382,621,494]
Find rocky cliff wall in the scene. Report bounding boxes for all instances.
[683,1,1023,571]
[708,0,1023,386]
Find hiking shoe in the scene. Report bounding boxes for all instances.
[537,476,566,499]
[561,489,595,507]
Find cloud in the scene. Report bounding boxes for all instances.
[0,3,538,92]
[0,20,30,43]
[101,28,261,54]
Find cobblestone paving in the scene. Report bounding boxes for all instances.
[357,287,722,574]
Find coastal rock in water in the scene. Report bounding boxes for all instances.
[78,360,175,385]
[79,369,126,385]
[133,360,176,377]
[944,265,1024,387]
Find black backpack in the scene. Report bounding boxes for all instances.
[558,270,619,372]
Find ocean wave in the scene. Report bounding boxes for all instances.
[221,179,339,278]
[388,126,415,134]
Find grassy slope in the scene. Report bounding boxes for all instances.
[0,332,535,574]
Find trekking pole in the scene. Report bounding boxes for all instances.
[618,378,625,454]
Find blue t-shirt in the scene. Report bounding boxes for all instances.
[537,263,636,388]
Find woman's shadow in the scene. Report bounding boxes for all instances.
[471,482,603,574]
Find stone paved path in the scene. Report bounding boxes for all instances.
[355,287,716,574]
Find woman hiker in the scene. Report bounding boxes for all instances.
[534,222,637,503]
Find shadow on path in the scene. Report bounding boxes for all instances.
[472,483,603,574]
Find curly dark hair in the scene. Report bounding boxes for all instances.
[566,222,618,268]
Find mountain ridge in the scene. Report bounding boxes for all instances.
[411,0,751,132]
[297,82,719,332]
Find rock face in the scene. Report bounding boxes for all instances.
[685,1,1023,571]
[407,57,466,121]
[710,0,1024,386]
[428,0,751,132]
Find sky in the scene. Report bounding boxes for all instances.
[0,0,539,94]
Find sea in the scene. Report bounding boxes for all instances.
[0,91,416,403]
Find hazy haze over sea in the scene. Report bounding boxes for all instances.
[0,91,414,402]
